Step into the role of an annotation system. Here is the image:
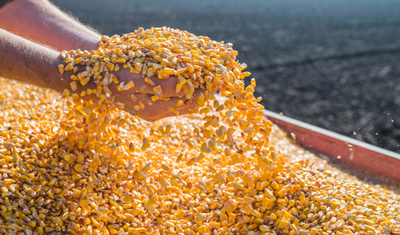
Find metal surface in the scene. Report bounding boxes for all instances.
[264,110,400,183]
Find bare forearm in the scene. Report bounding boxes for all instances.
[0,28,69,92]
[0,0,101,51]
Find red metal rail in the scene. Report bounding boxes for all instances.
[264,110,400,183]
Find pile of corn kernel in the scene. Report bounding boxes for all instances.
[58,27,271,166]
[0,27,399,235]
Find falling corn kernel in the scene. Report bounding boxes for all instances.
[64,63,74,71]
[62,88,70,97]
[138,101,145,110]
[117,82,124,92]
[123,81,135,90]
[144,77,155,86]
[169,108,180,115]
[70,81,77,92]
[151,95,159,102]
[175,83,183,94]
[58,64,64,75]
[80,77,90,86]
[153,85,162,97]
[176,99,184,106]
[130,94,137,102]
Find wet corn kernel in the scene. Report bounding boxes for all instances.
[0,27,399,235]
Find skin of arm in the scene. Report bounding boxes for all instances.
[0,28,67,91]
[0,0,101,51]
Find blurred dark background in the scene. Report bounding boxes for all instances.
[51,0,400,153]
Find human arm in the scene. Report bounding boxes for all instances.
[0,28,67,91]
[0,0,198,121]
[0,0,101,51]
[0,28,198,121]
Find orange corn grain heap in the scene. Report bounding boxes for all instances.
[0,27,398,234]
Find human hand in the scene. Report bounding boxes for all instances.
[109,69,201,122]
[53,51,202,123]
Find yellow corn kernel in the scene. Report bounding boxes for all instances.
[175,83,183,94]
[55,217,63,226]
[107,63,115,71]
[144,77,155,85]
[153,85,162,96]
[176,99,184,106]
[123,81,135,90]
[151,96,159,102]
[164,68,175,75]
[74,164,84,173]
[62,88,70,97]
[70,81,78,92]
[58,64,64,74]
[116,58,126,63]
[169,108,180,115]
[186,64,194,73]
[64,63,74,71]
[80,77,90,86]
[141,138,150,150]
